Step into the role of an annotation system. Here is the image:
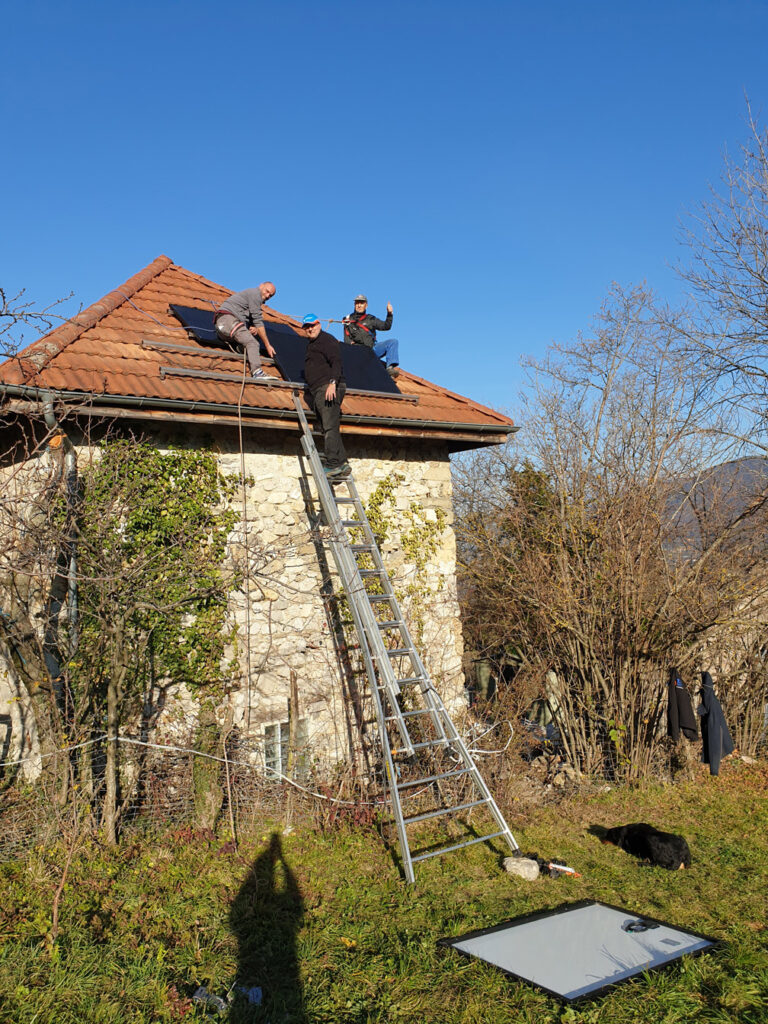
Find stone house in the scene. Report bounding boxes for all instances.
[0,256,515,775]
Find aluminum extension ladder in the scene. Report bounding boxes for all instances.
[293,392,519,882]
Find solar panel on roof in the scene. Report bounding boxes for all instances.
[170,305,401,394]
[337,337,402,395]
[169,305,220,344]
[263,325,401,394]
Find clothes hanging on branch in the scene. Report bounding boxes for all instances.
[697,671,734,776]
[667,668,698,742]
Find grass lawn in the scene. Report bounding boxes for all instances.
[0,759,766,1023]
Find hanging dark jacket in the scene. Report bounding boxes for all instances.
[697,671,735,776]
[667,668,698,742]
[343,309,393,349]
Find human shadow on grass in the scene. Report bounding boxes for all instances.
[228,832,306,1022]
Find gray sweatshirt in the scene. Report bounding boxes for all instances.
[220,288,265,328]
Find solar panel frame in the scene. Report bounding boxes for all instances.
[438,900,721,1004]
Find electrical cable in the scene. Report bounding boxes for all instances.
[114,289,341,333]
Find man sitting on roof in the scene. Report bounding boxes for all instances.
[214,281,277,379]
[343,294,400,377]
[303,314,351,479]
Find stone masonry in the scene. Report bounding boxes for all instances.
[0,423,466,778]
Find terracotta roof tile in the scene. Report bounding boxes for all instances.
[0,256,515,445]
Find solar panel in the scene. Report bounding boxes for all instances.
[265,325,401,394]
[170,305,401,394]
[336,337,402,395]
[169,305,220,344]
[439,901,720,1003]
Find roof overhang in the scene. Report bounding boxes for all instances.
[2,385,518,449]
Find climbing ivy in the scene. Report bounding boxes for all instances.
[66,440,241,835]
[363,473,447,645]
[72,440,239,707]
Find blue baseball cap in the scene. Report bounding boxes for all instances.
[302,313,320,325]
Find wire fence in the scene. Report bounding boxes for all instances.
[0,733,366,861]
[0,716,528,862]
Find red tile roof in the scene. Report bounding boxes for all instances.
[0,256,515,446]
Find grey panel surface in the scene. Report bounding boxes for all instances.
[441,901,717,1001]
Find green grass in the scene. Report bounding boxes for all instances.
[0,759,767,1022]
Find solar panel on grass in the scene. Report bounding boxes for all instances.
[439,901,720,1002]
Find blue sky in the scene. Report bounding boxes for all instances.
[2,0,767,413]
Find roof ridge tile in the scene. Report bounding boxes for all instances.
[9,255,173,381]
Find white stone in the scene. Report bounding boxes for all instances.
[503,857,540,881]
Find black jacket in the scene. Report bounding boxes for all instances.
[667,668,698,742]
[304,331,344,392]
[343,309,393,349]
[698,671,735,776]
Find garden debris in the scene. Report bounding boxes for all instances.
[529,753,579,789]
[191,986,228,1014]
[192,983,264,1014]
[236,985,263,1005]
[504,850,582,880]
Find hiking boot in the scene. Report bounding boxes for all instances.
[387,365,400,378]
[252,368,268,379]
[325,462,352,479]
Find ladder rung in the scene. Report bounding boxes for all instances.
[397,767,472,789]
[404,798,487,826]
[351,544,374,553]
[359,569,385,577]
[334,496,356,503]
[392,737,450,755]
[367,594,395,603]
[377,620,404,630]
[341,520,363,527]
[396,676,427,686]
[387,648,413,657]
[384,708,432,722]
[410,831,508,864]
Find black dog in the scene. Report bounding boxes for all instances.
[602,823,691,870]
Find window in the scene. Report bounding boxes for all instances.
[264,719,308,780]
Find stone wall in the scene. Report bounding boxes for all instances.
[214,426,466,772]
[0,422,467,777]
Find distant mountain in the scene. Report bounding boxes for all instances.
[668,456,768,555]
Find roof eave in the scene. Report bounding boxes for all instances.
[2,385,518,445]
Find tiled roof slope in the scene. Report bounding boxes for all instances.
[0,256,515,446]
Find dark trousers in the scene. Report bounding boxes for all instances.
[308,382,347,467]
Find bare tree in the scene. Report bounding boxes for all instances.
[1,287,73,361]
[676,104,768,453]
[456,285,768,778]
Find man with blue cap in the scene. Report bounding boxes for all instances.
[302,314,350,479]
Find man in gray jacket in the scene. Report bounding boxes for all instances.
[214,281,277,378]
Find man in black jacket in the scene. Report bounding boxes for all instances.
[343,294,400,377]
[302,314,350,479]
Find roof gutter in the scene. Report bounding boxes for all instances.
[2,384,519,436]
